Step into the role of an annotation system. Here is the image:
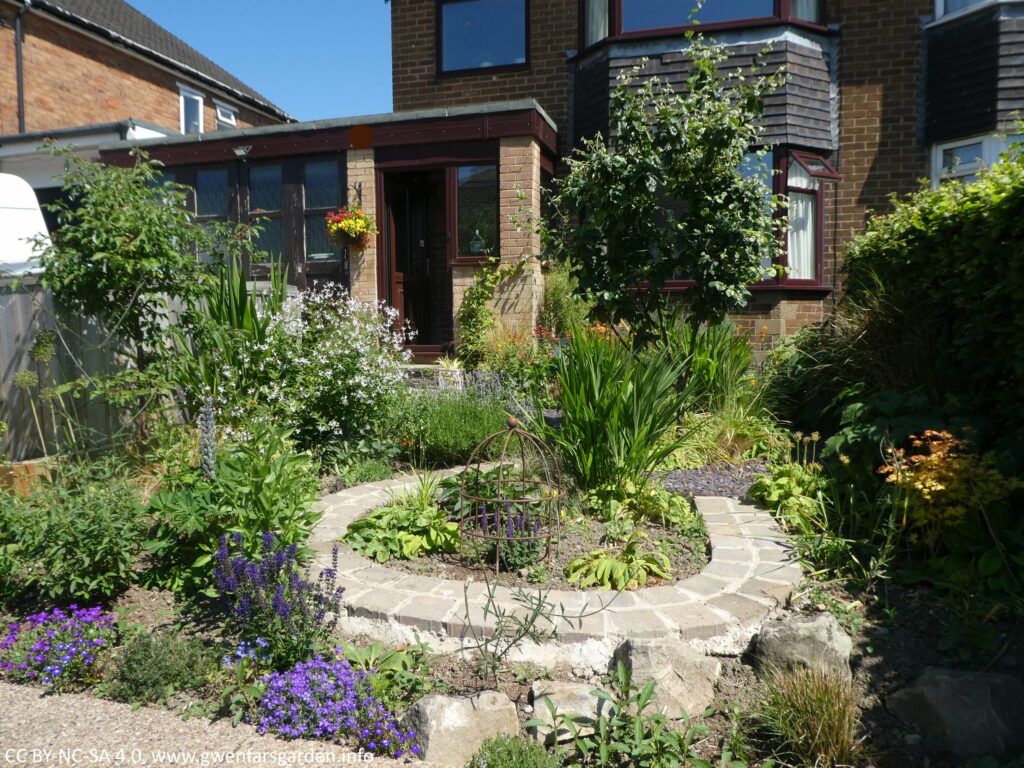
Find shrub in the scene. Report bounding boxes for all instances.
[253,655,418,757]
[537,258,593,338]
[145,423,320,595]
[213,533,345,669]
[467,734,557,768]
[543,330,685,491]
[0,458,144,602]
[100,628,219,705]
[0,606,116,691]
[392,377,509,468]
[755,666,861,767]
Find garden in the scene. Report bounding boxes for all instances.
[3,32,1024,768]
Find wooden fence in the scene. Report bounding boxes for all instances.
[0,277,119,461]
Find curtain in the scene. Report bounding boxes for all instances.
[787,191,816,281]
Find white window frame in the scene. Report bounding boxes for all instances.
[931,132,1024,184]
[178,84,204,135]
[213,100,239,131]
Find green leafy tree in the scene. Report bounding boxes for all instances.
[543,32,784,345]
[35,146,249,375]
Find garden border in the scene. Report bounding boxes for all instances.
[310,473,801,654]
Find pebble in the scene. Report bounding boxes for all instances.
[659,460,768,500]
[522,704,533,714]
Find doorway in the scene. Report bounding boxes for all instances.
[381,170,452,349]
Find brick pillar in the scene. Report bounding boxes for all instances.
[492,136,543,333]
[346,148,377,303]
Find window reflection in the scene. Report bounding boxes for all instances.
[440,0,527,71]
[457,165,498,260]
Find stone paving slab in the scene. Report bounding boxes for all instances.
[310,479,802,650]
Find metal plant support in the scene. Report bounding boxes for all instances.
[458,417,563,575]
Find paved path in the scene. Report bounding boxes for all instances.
[310,477,801,649]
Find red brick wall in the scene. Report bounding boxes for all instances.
[829,0,934,249]
[391,0,577,131]
[0,8,279,136]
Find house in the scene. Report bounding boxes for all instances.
[0,0,292,217]
[98,0,1023,353]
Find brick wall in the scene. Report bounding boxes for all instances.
[391,0,577,131]
[830,0,933,250]
[347,149,378,303]
[0,8,277,136]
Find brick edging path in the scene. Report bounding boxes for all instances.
[310,473,801,656]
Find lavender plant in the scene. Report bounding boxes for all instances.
[213,533,344,668]
[0,605,116,691]
[254,655,418,757]
[479,501,543,573]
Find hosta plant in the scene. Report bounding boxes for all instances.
[344,504,459,563]
[565,532,671,591]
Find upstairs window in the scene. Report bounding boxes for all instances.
[439,0,528,73]
[584,0,822,46]
[179,85,204,134]
[938,0,987,15]
[214,101,238,131]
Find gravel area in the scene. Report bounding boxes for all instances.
[0,681,439,768]
[658,460,768,500]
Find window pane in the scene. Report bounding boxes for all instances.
[183,94,202,134]
[306,214,340,261]
[250,165,282,212]
[441,0,526,71]
[944,0,984,13]
[458,165,498,260]
[787,191,816,281]
[195,169,228,217]
[304,160,340,210]
[941,142,983,169]
[790,0,821,22]
[585,0,609,46]
[623,0,773,31]
[252,218,284,264]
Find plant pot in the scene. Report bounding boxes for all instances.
[332,231,366,250]
[0,457,53,497]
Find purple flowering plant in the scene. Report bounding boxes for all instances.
[213,532,344,668]
[0,605,116,691]
[254,654,418,757]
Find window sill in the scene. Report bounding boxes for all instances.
[436,63,530,80]
[925,0,1021,29]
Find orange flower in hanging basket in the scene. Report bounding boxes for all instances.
[324,207,378,250]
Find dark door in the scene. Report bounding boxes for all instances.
[383,171,451,347]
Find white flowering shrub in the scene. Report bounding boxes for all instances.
[211,283,410,453]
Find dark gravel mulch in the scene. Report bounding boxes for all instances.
[658,459,768,500]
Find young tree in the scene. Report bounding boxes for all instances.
[542,32,784,346]
[33,147,253,433]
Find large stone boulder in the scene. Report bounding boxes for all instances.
[528,680,612,744]
[888,667,1024,760]
[611,638,721,718]
[401,691,519,766]
[754,612,852,680]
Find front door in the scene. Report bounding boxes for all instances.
[382,170,452,349]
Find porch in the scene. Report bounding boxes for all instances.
[99,101,558,357]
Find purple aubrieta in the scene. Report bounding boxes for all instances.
[254,655,417,757]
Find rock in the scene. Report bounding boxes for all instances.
[401,691,518,766]
[888,667,1024,760]
[611,638,721,718]
[528,680,612,744]
[755,612,852,680]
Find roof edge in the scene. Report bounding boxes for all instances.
[100,99,559,152]
[29,0,295,122]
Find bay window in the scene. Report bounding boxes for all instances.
[583,0,822,46]
[439,0,528,73]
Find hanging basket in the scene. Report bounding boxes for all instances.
[331,231,369,250]
[457,417,563,574]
